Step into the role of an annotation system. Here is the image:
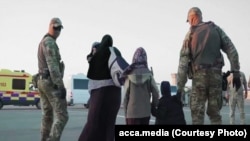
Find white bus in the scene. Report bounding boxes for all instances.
[65,73,89,106]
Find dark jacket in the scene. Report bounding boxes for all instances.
[151,81,186,125]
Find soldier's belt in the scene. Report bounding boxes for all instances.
[194,64,221,71]
[195,68,221,73]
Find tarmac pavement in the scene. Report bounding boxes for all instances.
[0,99,250,141]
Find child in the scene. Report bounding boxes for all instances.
[151,81,186,125]
[84,42,100,108]
[87,42,99,62]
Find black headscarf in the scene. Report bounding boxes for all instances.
[161,81,182,105]
[99,34,113,49]
[161,81,171,98]
[87,34,113,80]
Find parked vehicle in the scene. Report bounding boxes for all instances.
[0,69,40,109]
[64,73,89,106]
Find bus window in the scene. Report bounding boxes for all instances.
[73,79,88,90]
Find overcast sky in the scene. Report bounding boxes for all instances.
[1,0,250,85]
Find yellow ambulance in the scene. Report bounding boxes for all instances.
[0,69,40,109]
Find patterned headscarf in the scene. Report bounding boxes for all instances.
[132,47,147,64]
[122,47,148,76]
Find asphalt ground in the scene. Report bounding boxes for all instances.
[0,99,250,141]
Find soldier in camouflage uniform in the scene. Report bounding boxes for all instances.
[227,70,248,124]
[177,7,241,125]
[37,17,69,141]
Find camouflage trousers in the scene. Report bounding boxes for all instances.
[228,90,245,124]
[190,69,222,125]
[38,79,69,141]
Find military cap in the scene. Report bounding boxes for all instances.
[50,17,63,28]
[186,7,202,22]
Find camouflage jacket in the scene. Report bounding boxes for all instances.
[177,21,240,91]
[38,34,64,88]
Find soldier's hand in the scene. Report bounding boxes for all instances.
[223,71,231,79]
[59,87,66,99]
[233,71,241,91]
[60,61,65,78]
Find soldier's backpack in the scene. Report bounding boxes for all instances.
[108,47,129,87]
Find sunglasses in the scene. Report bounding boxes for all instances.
[53,26,62,31]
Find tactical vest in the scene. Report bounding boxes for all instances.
[189,22,224,70]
